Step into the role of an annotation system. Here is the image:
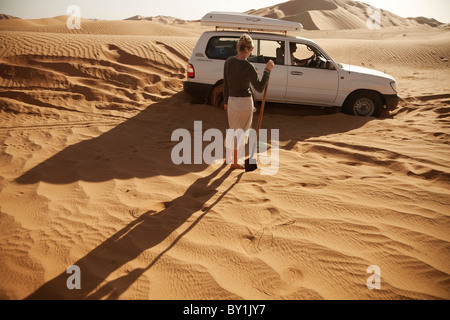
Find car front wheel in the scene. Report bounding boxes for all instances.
[344,91,382,117]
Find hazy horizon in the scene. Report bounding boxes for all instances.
[0,0,449,23]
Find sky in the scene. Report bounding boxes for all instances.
[0,0,449,23]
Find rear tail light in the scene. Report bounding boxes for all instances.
[187,63,195,78]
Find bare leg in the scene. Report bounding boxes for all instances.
[231,146,244,169]
[225,148,233,164]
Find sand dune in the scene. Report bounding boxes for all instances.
[0,4,449,300]
[246,0,445,30]
[0,31,197,119]
[0,15,206,36]
[125,15,190,25]
[0,14,20,20]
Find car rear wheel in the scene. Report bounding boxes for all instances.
[209,83,224,109]
[344,91,382,117]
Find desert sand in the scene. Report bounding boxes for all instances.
[0,0,449,300]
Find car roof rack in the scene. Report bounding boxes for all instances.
[201,11,303,36]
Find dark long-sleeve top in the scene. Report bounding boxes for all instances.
[223,56,270,104]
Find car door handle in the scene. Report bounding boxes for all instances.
[291,71,303,76]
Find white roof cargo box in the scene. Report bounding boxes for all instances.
[201,11,303,33]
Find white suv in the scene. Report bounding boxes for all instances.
[184,13,399,117]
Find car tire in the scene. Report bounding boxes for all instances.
[343,91,382,117]
[210,83,224,109]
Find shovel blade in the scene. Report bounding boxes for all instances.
[245,158,257,172]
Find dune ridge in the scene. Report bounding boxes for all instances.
[0,31,197,120]
[246,0,446,30]
[0,15,206,36]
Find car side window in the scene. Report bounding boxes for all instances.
[205,36,239,60]
[289,42,328,69]
[248,39,285,65]
[204,36,285,66]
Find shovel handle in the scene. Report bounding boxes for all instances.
[256,80,269,138]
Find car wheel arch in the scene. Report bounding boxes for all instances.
[208,80,224,108]
[343,89,384,117]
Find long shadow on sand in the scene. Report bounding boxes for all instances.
[15,93,372,185]
[15,93,219,185]
[19,93,372,299]
[26,164,241,299]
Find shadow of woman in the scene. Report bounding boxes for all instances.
[14,93,226,185]
[26,164,242,300]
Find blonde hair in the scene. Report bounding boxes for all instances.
[237,34,254,53]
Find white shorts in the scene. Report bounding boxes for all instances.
[225,96,254,150]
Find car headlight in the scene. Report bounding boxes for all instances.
[390,81,397,93]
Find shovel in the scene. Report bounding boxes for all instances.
[245,80,269,172]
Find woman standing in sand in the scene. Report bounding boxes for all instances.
[223,34,274,169]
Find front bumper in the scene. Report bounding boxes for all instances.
[383,94,399,110]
